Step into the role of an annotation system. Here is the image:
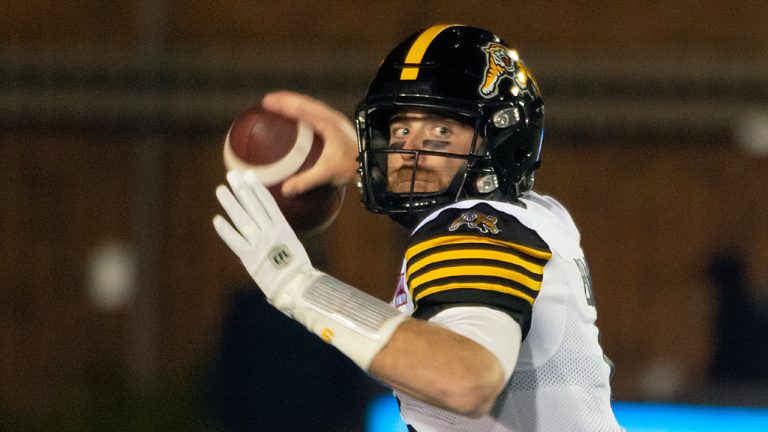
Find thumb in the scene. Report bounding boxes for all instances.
[281,167,329,197]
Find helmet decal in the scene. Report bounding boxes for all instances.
[400,24,460,80]
[479,42,519,98]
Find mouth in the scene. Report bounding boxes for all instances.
[389,180,438,193]
[388,169,444,193]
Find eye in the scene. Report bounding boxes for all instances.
[391,126,410,139]
[430,125,452,138]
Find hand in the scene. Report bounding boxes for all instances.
[214,170,408,371]
[261,91,359,197]
[213,170,313,300]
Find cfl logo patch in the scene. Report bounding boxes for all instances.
[269,245,292,268]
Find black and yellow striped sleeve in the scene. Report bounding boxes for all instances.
[406,203,552,334]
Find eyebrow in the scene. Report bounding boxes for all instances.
[389,113,446,123]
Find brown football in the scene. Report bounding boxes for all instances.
[223,105,344,233]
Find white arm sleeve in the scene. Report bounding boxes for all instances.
[428,306,522,380]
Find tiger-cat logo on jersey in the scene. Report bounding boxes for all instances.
[448,210,500,234]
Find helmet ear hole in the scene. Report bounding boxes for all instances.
[492,107,522,129]
[474,174,499,194]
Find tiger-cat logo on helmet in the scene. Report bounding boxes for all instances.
[479,42,524,98]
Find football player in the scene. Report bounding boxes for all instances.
[214,24,621,431]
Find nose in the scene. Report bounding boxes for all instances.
[401,133,421,151]
[400,125,428,152]
[398,130,424,164]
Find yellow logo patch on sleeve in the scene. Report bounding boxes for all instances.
[448,210,500,234]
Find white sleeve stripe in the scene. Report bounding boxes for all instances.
[428,305,521,380]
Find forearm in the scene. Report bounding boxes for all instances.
[369,318,507,418]
[273,270,506,417]
[270,271,408,369]
[213,170,508,418]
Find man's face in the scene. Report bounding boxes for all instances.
[386,111,474,193]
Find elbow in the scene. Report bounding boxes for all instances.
[447,384,501,418]
[440,363,506,418]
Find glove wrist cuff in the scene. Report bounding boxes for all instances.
[271,271,407,370]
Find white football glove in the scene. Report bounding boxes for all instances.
[213,170,407,370]
[214,170,313,302]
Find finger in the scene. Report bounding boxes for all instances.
[281,165,331,197]
[227,170,272,228]
[261,91,334,122]
[261,91,351,138]
[243,170,289,225]
[225,169,245,191]
[212,215,251,256]
[215,184,261,240]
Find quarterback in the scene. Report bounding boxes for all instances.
[214,25,622,431]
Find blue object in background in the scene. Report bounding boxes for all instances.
[366,393,768,432]
[366,394,408,432]
[613,401,768,432]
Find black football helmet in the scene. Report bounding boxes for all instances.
[355,24,544,228]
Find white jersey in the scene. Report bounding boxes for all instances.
[390,191,621,431]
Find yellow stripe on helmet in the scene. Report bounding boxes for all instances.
[400,24,461,80]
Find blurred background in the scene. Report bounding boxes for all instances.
[2,1,768,430]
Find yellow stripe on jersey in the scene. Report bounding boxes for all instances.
[406,248,545,279]
[400,24,458,80]
[405,233,551,307]
[415,282,536,305]
[409,265,543,295]
[405,234,553,262]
